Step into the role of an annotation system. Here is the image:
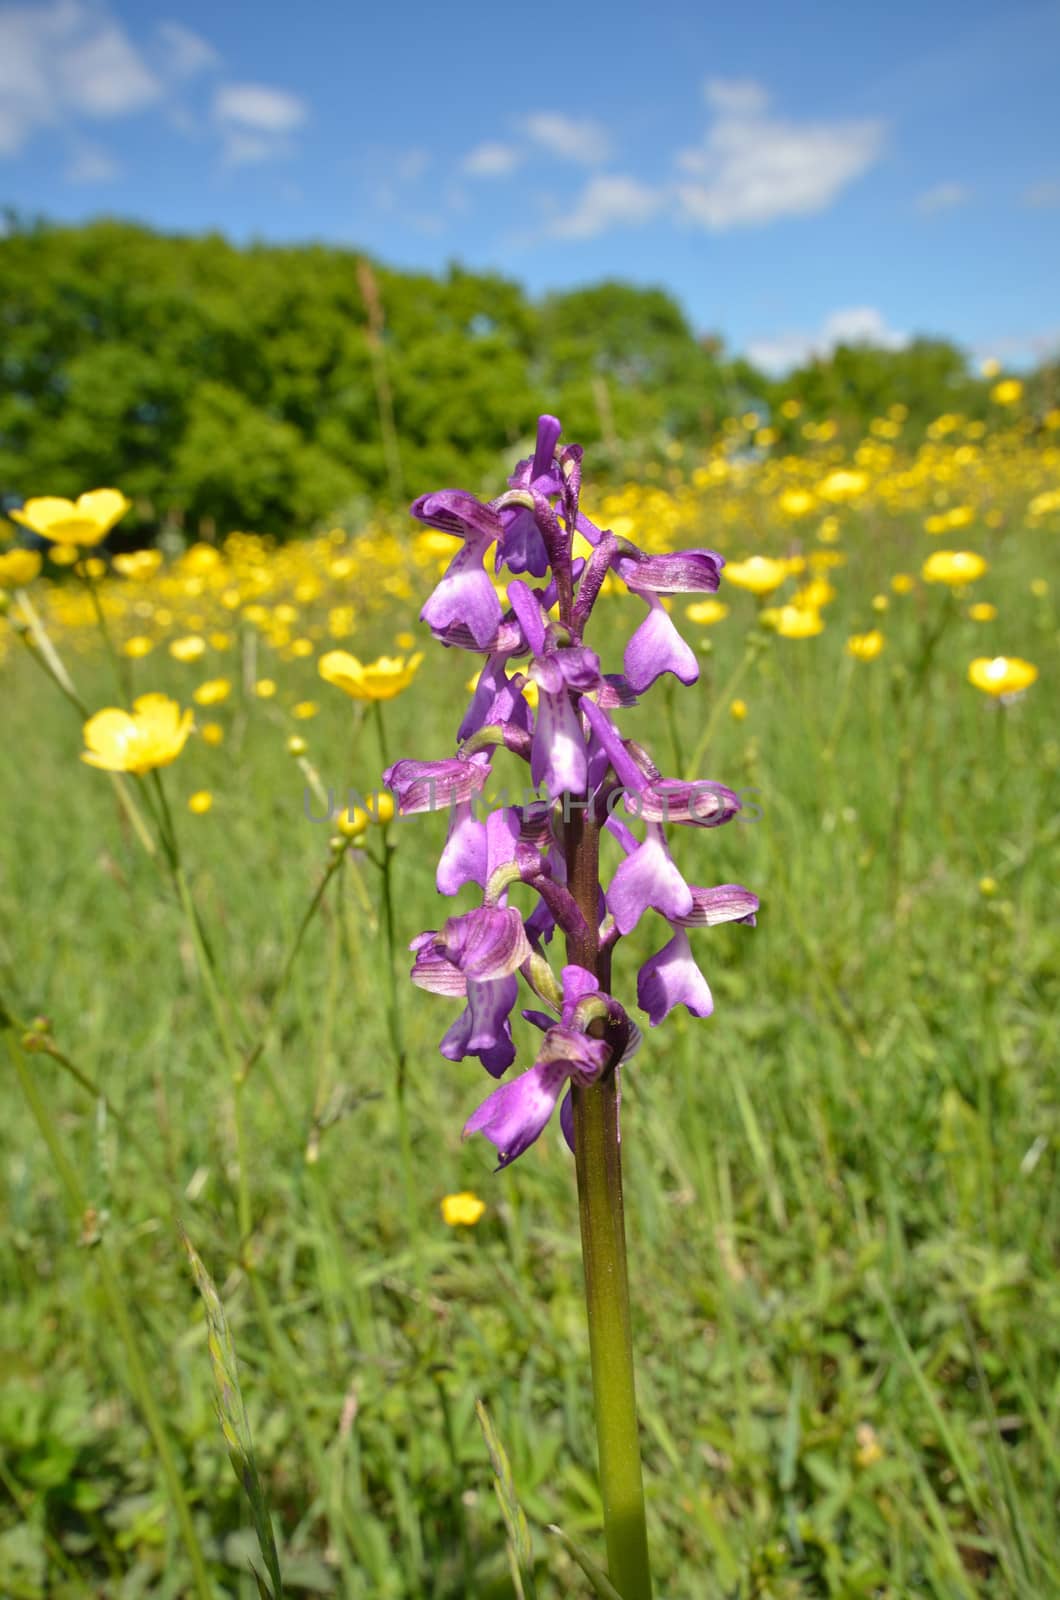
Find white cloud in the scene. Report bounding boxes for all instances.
[65,138,119,183]
[522,112,611,166]
[156,20,219,80]
[703,78,769,117]
[57,15,160,116]
[676,77,884,229]
[213,82,308,164]
[395,148,430,183]
[214,83,306,134]
[746,307,907,374]
[463,140,522,178]
[0,0,161,156]
[917,182,970,214]
[550,175,662,239]
[975,328,1060,366]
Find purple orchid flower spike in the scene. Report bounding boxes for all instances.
[386,413,758,1597]
[392,417,755,1153]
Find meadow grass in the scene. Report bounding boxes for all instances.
[0,485,1057,1599]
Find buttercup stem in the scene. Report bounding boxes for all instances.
[79,560,134,703]
[565,806,653,1599]
[13,590,158,857]
[684,635,759,781]
[372,700,420,1266]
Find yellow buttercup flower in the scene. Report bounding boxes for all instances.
[818,469,868,502]
[318,649,423,701]
[169,634,207,663]
[776,488,816,518]
[82,694,193,775]
[366,791,395,825]
[255,679,277,699]
[188,790,214,815]
[685,599,729,625]
[112,549,163,581]
[990,378,1023,406]
[292,700,319,720]
[791,579,836,611]
[723,556,788,596]
[335,804,369,838]
[922,551,988,587]
[441,1191,486,1227]
[47,543,81,567]
[891,573,915,595]
[192,678,231,706]
[200,721,225,746]
[0,548,42,587]
[762,605,824,639]
[730,698,748,720]
[122,635,155,659]
[12,490,130,546]
[286,735,308,756]
[924,505,975,536]
[968,602,997,622]
[855,1423,884,1469]
[846,630,885,661]
[809,549,845,571]
[967,657,1037,696]
[511,673,539,710]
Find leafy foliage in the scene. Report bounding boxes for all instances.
[1,218,1029,539]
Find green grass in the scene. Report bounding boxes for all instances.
[1,511,1057,1599]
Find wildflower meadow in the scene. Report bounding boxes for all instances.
[1,382,1056,1600]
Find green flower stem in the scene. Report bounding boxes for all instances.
[822,656,855,761]
[889,592,958,912]
[13,589,158,858]
[683,634,760,781]
[79,562,134,703]
[565,806,653,1600]
[371,700,420,1268]
[662,678,685,776]
[238,839,351,1086]
[6,1030,213,1600]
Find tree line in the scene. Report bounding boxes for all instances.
[1,216,1053,537]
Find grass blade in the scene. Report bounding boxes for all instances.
[181,1226,284,1599]
[475,1398,536,1600]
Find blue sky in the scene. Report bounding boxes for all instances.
[1,0,1058,369]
